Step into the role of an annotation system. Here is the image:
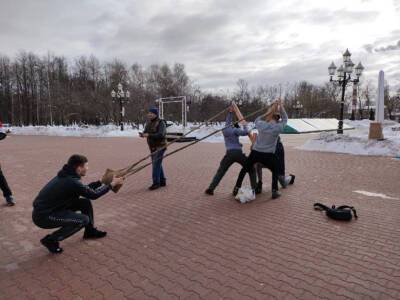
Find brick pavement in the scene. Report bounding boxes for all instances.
[1,135,400,299]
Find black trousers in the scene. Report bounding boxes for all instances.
[32,198,94,242]
[0,166,12,198]
[256,140,285,182]
[208,149,256,190]
[236,150,279,191]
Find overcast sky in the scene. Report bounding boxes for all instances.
[1,0,399,91]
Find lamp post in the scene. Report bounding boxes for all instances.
[293,100,303,118]
[111,83,130,131]
[328,49,364,134]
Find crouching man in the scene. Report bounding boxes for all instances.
[32,154,124,254]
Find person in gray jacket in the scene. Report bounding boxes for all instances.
[234,100,287,199]
[255,114,295,193]
[205,105,256,195]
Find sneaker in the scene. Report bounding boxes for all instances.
[255,181,262,194]
[149,184,160,190]
[272,190,281,199]
[289,174,295,185]
[232,186,240,196]
[278,176,288,188]
[83,227,107,239]
[5,196,15,206]
[160,180,166,187]
[205,188,214,195]
[40,235,63,254]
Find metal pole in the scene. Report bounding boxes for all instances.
[181,97,184,132]
[184,96,187,128]
[47,63,53,125]
[120,98,124,131]
[350,81,357,121]
[36,73,40,125]
[338,73,347,134]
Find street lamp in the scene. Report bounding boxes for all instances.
[328,49,364,134]
[293,100,303,118]
[111,83,130,131]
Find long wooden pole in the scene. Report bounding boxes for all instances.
[102,108,228,184]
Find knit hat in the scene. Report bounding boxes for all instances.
[148,107,159,116]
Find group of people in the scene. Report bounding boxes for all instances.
[205,100,295,200]
[2,101,294,254]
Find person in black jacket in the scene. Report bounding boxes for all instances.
[140,107,167,190]
[32,154,124,254]
[0,163,16,206]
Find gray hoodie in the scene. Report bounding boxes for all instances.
[252,107,288,153]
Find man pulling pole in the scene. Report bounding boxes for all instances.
[205,103,256,196]
[32,154,124,254]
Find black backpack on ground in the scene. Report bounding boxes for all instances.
[314,203,358,221]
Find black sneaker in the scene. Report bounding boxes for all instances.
[232,186,240,196]
[83,227,107,239]
[255,182,262,194]
[205,188,214,195]
[40,235,63,254]
[160,180,166,187]
[149,184,160,190]
[272,190,281,199]
[5,196,15,206]
[289,174,295,185]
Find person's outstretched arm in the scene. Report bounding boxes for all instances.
[273,104,288,133]
[225,111,233,126]
[76,181,111,200]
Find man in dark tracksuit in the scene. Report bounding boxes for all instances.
[32,154,124,254]
[205,106,256,195]
[141,108,167,190]
[0,163,16,206]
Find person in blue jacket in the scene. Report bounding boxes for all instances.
[205,105,256,195]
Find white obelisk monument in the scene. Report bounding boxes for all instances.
[369,71,384,139]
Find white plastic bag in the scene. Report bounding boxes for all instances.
[235,187,255,204]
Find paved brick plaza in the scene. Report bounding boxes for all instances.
[1,134,400,299]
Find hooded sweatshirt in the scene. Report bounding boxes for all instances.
[33,164,111,214]
[252,107,288,153]
[222,112,249,151]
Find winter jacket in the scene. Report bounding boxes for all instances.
[143,117,167,152]
[33,164,111,214]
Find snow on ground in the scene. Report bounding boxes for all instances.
[7,123,248,143]
[299,120,400,157]
[8,120,400,158]
[9,124,141,138]
[353,190,399,200]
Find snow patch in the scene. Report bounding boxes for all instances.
[299,120,400,157]
[353,190,399,200]
[9,124,141,138]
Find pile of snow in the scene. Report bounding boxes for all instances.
[9,124,141,138]
[299,120,400,157]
